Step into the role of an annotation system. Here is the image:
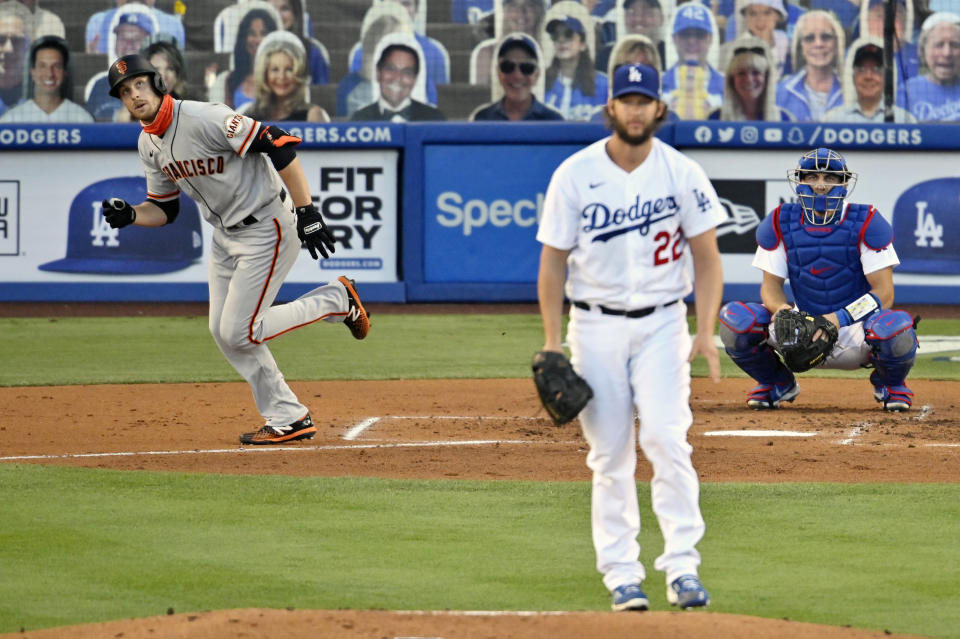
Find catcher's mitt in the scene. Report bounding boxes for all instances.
[773,309,839,373]
[532,351,593,425]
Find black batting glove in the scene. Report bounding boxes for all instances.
[101,198,136,229]
[295,203,336,260]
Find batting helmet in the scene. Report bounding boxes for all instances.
[107,54,166,98]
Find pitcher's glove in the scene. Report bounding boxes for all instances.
[532,351,594,425]
[295,203,336,260]
[773,309,838,373]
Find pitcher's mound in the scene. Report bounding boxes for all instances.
[5,608,931,639]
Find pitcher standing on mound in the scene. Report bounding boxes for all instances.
[536,64,725,611]
[102,54,370,445]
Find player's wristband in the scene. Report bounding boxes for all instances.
[834,293,881,327]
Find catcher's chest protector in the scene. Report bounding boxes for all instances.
[778,203,872,314]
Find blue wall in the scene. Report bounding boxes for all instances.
[1,120,957,303]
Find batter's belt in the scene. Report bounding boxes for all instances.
[572,298,679,318]
[227,189,288,230]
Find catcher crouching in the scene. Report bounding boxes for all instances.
[718,148,918,411]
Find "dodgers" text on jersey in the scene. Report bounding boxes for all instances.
[582,195,679,241]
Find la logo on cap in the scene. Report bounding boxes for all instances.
[39,176,203,275]
[629,66,643,83]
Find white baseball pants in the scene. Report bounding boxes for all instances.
[208,197,348,426]
[568,301,705,591]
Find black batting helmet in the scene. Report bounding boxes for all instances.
[107,54,166,98]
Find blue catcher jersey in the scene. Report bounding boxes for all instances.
[755,202,896,314]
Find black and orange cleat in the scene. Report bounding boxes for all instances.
[338,276,370,340]
[239,414,317,445]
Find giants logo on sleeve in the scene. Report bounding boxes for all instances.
[224,113,246,139]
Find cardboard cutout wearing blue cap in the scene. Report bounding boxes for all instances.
[547,15,587,36]
[673,2,714,34]
[891,177,960,275]
[114,11,156,35]
[39,177,202,275]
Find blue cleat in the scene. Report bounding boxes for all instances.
[667,574,710,609]
[611,583,649,611]
[870,372,912,411]
[747,380,799,409]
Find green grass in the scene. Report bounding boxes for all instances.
[1,466,958,637]
[1,313,958,636]
[1,315,958,386]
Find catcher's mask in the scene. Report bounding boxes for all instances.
[108,54,167,98]
[787,148,856,225]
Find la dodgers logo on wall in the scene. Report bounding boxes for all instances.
[891,177,959,275]
[39,177,203,275]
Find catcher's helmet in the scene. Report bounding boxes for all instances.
[108,54,166,98]
[787,148,857,225]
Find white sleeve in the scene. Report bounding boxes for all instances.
[861,242,900,274]
[536,160,580,250]
[677,158,726,238]
[752,244,788,278]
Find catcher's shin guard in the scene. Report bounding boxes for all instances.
[719,301,797,387]
[865,310,918,410]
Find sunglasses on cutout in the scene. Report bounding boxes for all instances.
[801,31,837,43]
[499,60,537,75]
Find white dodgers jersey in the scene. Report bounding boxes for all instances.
[537,137,726,308]
[137,100,285,230]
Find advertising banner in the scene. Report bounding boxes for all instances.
[0,149,399,293]
[422,143,582,283]
[1,122,956,303]
[418,143,959,294]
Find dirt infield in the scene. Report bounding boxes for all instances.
[1,376,958,639]
[2,302,957,639]
[2,378,958,483]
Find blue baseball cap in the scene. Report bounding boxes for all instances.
[114,11,156,34]
[891,177,960,275]
[546,15,586,36]
[611,63,661,99]
[673,3,714,34]
[39,177,202,275]
[497,32,538,59]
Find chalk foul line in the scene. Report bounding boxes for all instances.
[703,430,817,437]
[0,439,578,462]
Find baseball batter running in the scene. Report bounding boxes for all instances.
[719,148,918,411]
[536,63,725,611]
[102,54,371,445]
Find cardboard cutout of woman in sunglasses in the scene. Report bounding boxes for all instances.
[775,9,845,121]
[712,35,792,121]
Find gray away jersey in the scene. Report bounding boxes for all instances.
[138,100,285,229]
